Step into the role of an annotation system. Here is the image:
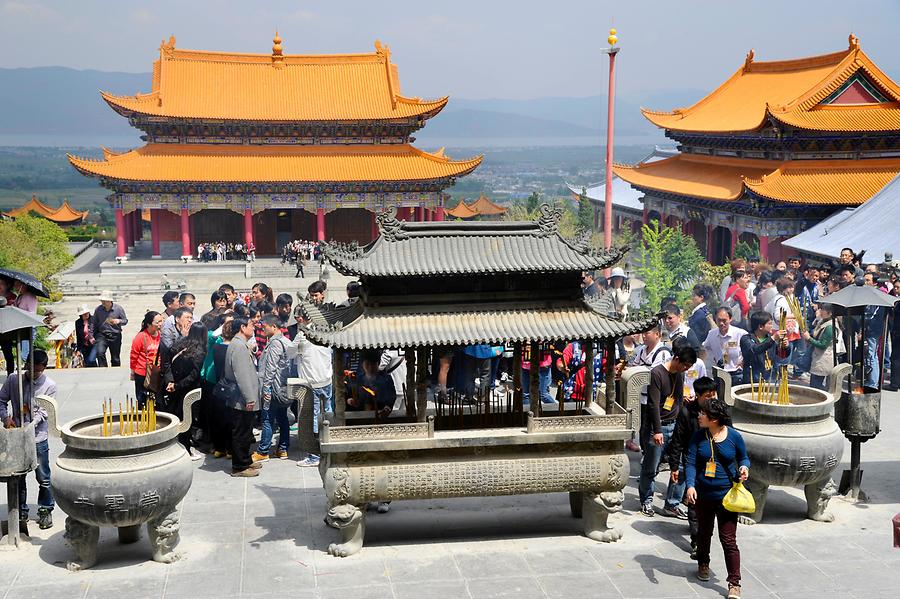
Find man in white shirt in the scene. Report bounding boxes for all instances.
[290,310,334,468]
[631,325,673,407]
[703,306,747,386]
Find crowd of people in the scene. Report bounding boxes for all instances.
[281,239,322,278]
[5,245,900,597]
[196,241,256,262]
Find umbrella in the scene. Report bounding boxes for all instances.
[821,282,899,309]
[0,268,50,299]
[0,305,47,333]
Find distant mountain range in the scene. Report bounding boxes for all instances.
[0,67,704,147]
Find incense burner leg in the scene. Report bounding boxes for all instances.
[64,517,99,571]
[569,491,583,518]
[325,504,365,557]
[148,508,182,564]
[805,478,837,522]
[118,524,141,544]
[737,478,768,525]
[583,490,624,543]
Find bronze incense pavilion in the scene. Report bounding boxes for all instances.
[298,204,658,556]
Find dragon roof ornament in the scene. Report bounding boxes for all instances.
[535,203,563,237]
[376,206,407,241]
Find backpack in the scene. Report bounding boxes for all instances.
[269,336,294,407]
[723,288,743,323]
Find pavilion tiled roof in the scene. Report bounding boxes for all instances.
[323,205,625,277]
[613,153,900,205]
[466,194,507,216]
[101,36,448,123]
[300,297,660,349]
[3,195,87,223]
[642,36,900,133]
[67,144,482,184]
[446,200,478,219]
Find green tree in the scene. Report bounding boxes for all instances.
[733,238,760,262]
[0,214,73,299]
[525,191,541,213]
[635,220,703,310]
[577,187,593,232]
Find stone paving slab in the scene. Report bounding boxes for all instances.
[1,366,899,598]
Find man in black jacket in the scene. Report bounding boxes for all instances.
[740,311,784,384]
[668,376,717,559]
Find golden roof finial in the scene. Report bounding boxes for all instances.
[607,28,618,47]
[849,33,859,50]
[272,30,284,67]
[744,49,755,68]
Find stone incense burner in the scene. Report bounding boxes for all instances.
[716,364,849,525]
[36,390,199,571]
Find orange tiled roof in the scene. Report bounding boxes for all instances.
[101,36,448,123]
[643,36,900,133]
[446,200,478,219]
[744,157,900,205]
[67,144,482,184]
[466,194,507,216]
[3,195,87,223]
[612,154,777,201]
[614,153,900,205]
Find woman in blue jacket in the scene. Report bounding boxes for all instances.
[685,397,751,599]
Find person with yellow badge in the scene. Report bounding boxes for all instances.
[638,342,697,518]
[685,398,750,599]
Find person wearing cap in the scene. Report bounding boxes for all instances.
[608,267,631,319]
[91,291,128,367]
[74,304,96,367]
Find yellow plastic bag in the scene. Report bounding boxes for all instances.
[722,482,755,513]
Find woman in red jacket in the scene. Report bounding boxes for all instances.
[130,311,164,407]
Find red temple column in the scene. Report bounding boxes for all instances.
[371,211,378,240]
[316,208,325,241]
[706,224,715,263]
[124,211,134,249]
[641,206,649,226]
[435,206,445,221]
[115,208,126,259]
[759,235,769,262]
[730,228,739,258]
[134,211,143,241]
[180,208,191,258]
[681,219,689,235]
[150,209,161,258]
[415,206,424,222]
[243,208,254,247]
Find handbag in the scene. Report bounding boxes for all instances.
[708,432,756,514]
[213,377,242,404]
[143,338,162,393]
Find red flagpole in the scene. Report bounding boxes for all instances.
[603,28,619,253]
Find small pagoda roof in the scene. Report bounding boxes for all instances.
[101,36,448,123]
[3,195,87,223]
[446,200,479,219]
[643,36,900,133]
[613,153,900,205]
[68,143,482,184]
[323,204,625,277]
[466,194,507,216]
[300,296,660,349]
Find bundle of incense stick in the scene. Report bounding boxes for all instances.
[751,369,791,405]
[786,295,807,332]
[101,397,156,437]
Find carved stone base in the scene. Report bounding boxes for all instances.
[148,509,181,564]
[325,504,365,557]
[583,490,624,542]
[64,517,99,571]
[805,478,837,522]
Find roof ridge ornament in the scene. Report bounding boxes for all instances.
[272,30,284,68]
[849,33,859,50]
[536,203,563,237]
[376,206,407,241]
[744,49,755,69]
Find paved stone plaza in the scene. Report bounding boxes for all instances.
[2,364,899,599]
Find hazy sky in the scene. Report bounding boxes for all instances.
[2,0,898,101]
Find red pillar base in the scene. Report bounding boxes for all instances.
[180,208,191,259]
[759,235,769,262]
[316,208,326,242]
[435,206,445,222]
[115,208,126,260]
